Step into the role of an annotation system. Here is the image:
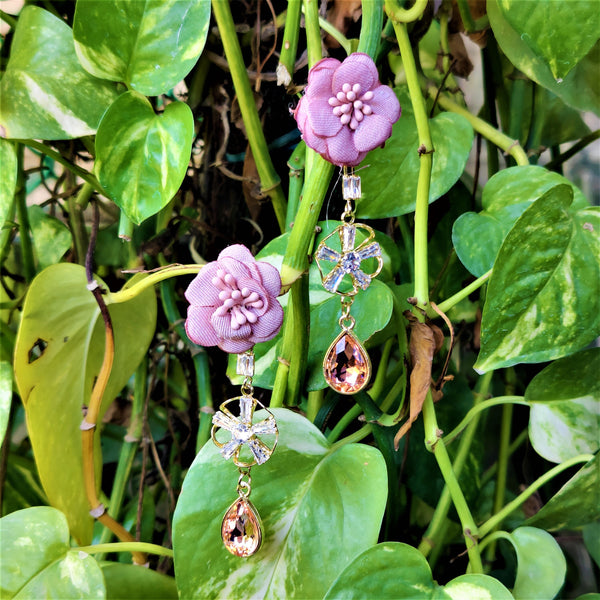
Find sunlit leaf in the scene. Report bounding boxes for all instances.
[0,361,11,446]
[526,348,600,463]
[496,0,599,80]
[173,409,387,599]
[0,6,119,139]
[525,454,600,531]
[13,264,156,543]
[488,0,600,115]
[323,542,513,599]
[453,166,588,277]
[475,185,600,372]
[74,0,211,96]
[95,91,194,224]
[0,507,105,599]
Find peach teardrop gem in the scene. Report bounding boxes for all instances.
[324,331,371,394]
[221,497,263,557]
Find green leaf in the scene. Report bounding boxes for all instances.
[306,280,394,391]
[322,542,513,599]
[74,0,211,96]
[172,409,387,599]
[475,185,600,372]
[488,0,600,115]
[497,527,566,600]
[358,106,473,218]
[525,348,600,463]
[496,0,599,80]
[0,140,17,229]
[0,6,120,140]
[582,521,600,568]
[28,205,72,270]
[0,506,105,599]
[0,361,12,446]
[101,563,177,600]
[525,454,600,531]
[453,166,588,277]
[95,91,194,224]
[13,264,156,543]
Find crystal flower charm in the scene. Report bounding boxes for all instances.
[211,396,278,468]
[315,223,383,296]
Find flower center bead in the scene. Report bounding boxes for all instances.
[211,269,265,330]
[328,83,375,130]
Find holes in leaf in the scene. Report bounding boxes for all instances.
[28,338,48,363]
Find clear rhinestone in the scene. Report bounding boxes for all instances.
[236,352,255,377]
[342,175,361,200]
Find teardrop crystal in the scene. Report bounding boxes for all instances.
[323,331,371,394]
[221,497,263,557]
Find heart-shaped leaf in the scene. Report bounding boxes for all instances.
[496,0,599,80]
[526,348,600,463]
[525,454,599,531]
[475,185,600,372]
[13,264,156,543]
[73,0,211,96]
[172,409,387,599]
[488,0,600,115]
[323,542,513,599]
[95,91,194,224]
[28,205,72,270]
[0,6,119,140]
[0,140,17,229]
[497,527,566,600]
[453,166,588,277]
[0,507,105,599]
[101,563,177,600]
[357,97,473,218]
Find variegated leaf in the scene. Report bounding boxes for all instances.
[73,0,211,96]
[95,91,194,224]
[0,140,17,229]
[172,409,387,600]
[475,184,600,372]
[526,348,600,463]
[0,6,119,140]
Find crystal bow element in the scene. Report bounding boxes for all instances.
[315,223,383,295]
[211,396,278,468]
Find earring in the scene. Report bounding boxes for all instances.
[211,349,278,557]
[315,169,383,394]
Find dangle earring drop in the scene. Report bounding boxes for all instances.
[315,169,383,394]
[211,350,278,557]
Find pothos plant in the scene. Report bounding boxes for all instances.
[0,0,599,599]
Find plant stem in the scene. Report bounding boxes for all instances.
[277,0,302,86]
[330,424,372,450]
[306,390,324,423]
[286,142,305,229]
[303,0,322,68]
[118,211,134,241]
[479,454,595,539]
[77,542,173,558]
[15,145,35,281]
[418,371,493,558]
[107,265,203,304]
[211,0,287,231]
[480,428,528,488]
[328,404,363,443]
[430,269,492,316]
[545,129,600,170]
[317,15,352,55]
[0,9,18,28]
[443,396,527,445]
[390,19,433,308]
[357,0,383,56]
[431,91,529,166]
[385,0,427,23]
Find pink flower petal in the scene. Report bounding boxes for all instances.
[218,338,254,353]
[300,125,328,157]
[211,313,252,341]
[250,298,284,342]
[219,244,255,263]
[368,85,401,124]
[324,125,360,166]
[184,264,220,307]
[305,58,340,98]
[332,53,378,95]
[353,113,393,152]
[185,306,220,346]
[307,96,343,137]
[254,261,281,298]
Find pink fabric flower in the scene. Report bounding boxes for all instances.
[185,245,283,354]
[293,53,401,167]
